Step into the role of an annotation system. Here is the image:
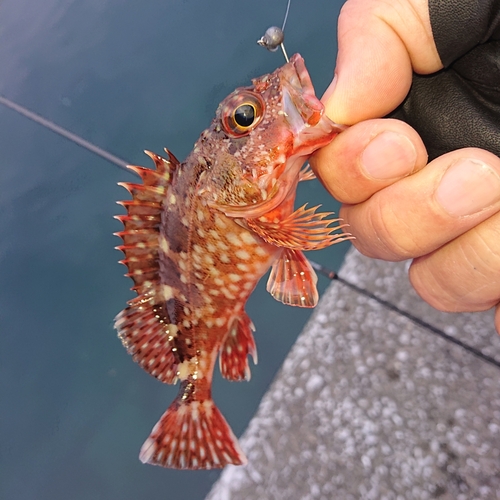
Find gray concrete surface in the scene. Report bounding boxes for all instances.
[206,249,500,500]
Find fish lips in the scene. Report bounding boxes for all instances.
[282,53,345,153]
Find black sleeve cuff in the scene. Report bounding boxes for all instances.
[389,0,500,161]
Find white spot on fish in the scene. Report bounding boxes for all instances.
[209,267,220,277]
[221,288,236,300]
[191,401,199,420]
[215,217,227,229]
[162,285,175,300]
[255,246,267,257]
[240,232,257,245]
[235,249,251,260]
[177,360,190,380]
[217,241,229,251]
[209,230,220,240]
[226,233,242,246]
[159,235,170,253]
[167,324,178,336]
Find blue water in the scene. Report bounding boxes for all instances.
[0,1,348,498]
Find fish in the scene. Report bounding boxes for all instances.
[114,53,350,470]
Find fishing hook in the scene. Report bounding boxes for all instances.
[257,0,291,62]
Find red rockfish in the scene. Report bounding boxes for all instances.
[114,54,349,470]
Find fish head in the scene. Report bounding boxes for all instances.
[196,53,345,218]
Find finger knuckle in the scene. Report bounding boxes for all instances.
[366,201,426,259]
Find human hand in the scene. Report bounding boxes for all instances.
[310,0,500,333]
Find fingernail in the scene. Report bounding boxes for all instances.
[436,158,500,217]
[361,131,417,179]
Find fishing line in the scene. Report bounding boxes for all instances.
[281,0,291,32]
[328,270,500,370]
[0,95,130,173]
[0,93,497,371]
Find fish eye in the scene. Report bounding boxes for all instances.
[221,91,264,137]
[233,104,256,128]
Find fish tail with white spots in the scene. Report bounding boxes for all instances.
[139,388,247,469]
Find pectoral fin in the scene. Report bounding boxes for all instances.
[247,204,352,251]
[299,163,316,181]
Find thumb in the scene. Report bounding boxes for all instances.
[324,0,442,125]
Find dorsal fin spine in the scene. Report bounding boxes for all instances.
[115,151,179,295]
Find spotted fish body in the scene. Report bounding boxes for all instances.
[115,54,349,470]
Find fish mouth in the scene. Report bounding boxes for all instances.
[281,54,345,151]
[282,54,326,130]
[214,54,345,220]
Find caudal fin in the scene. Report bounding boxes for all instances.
[139,399,247,469]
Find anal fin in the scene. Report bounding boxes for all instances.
[219,314,257,381]
[267,248,319,307]
[139,397,247,469]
